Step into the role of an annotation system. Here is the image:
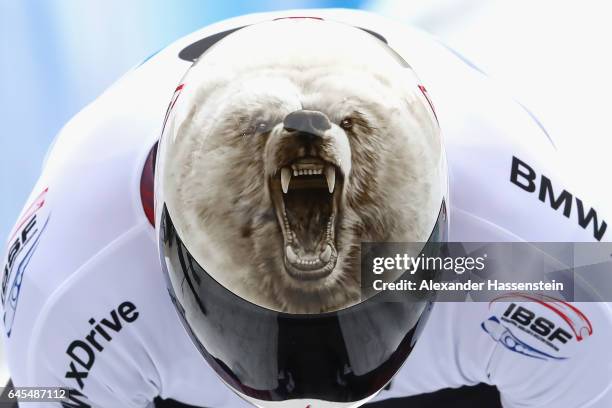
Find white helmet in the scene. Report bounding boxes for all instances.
[155,15,447,407]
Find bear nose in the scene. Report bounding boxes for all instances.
[283,110,331,137]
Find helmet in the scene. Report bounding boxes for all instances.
[156,16,447,407]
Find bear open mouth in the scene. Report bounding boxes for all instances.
[270,158,342,281]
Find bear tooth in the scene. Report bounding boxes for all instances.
[320,245,332,262]
[286,246,298,263]
[324,166,335,193]
[281,167,291,194]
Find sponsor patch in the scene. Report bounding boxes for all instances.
[1,188,50,336]
[481,293,593,361]
[64,301,139,392]
[510,156,607,241]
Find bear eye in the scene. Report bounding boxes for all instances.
[239,120,270,137]
[240,125,255,137]
[256,121,269,133]
[340,117,353,130]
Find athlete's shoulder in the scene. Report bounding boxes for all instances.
[0,99,159,374]
[19,218,247,407]
[426,44,608,242]
[482,299,612,407]
[12,223,168,407]
[2,205,238,407]
[2,214,155,393]
[383,300,612,407]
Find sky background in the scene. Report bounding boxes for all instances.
[1,0,611,385]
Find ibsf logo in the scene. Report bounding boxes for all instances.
[503,303,572,346]
[1,187,50,336]
[482,293,593,361]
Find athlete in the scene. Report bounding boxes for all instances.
[2,9,612,408]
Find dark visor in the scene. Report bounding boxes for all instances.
[159,201,447,403]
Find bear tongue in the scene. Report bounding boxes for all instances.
[284,187,331,253]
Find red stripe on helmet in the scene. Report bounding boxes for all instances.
[140,143,158,227]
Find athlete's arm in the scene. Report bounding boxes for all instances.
[490,301,612,407]
[376,300,612,408]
